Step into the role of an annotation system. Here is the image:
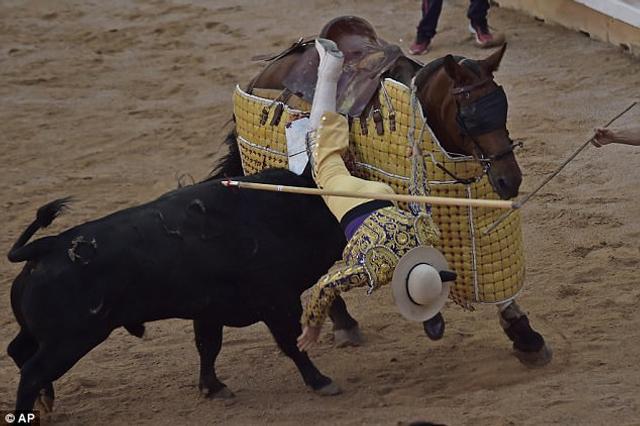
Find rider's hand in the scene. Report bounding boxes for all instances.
[297,325,321,352]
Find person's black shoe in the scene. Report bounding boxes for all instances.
[423,312,445,341]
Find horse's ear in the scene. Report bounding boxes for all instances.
[443,54,464,84]
[481,43,507,73]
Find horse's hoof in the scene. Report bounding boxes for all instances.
[201,386,235,399]
[334,326,363,348]
[35,392,54,413]
[314,381,342,396]
[514,343,552,368]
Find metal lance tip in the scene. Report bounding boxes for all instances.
[221,180,239,188]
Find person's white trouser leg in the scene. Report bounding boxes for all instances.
[308,39,344,131]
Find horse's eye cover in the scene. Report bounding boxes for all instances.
[457,86,508,136]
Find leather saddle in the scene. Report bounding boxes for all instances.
[255,16,422,135]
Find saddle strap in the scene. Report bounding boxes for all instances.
[355,80,398,136]
[357,91,387,136]
[371,95,384,136]
[260,89,292,126]
[270,90,292,126]
[359,109,368,136]
[246,37,315,94]
[250,37,314,62]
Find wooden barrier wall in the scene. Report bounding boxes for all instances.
[494,0,640,56]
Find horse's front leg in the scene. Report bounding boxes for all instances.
[497,300,552,367]
[328,296,363,348]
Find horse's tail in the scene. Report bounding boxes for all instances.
[7,197,72,263]
[205,119,245,182]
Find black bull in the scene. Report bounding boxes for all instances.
[7,169,346,411]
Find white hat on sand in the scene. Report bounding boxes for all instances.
[392,246,452,322]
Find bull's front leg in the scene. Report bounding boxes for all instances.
[193,319,233,398]
[498,300,552,367]
[264,307,341,396]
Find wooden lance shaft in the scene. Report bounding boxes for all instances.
[221,180,517,209]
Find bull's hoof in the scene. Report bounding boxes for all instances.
[201,385,235,399]
[35,391,54,413]
[334,326,363,348]
[514,343,552,368]
[314,381,342,396]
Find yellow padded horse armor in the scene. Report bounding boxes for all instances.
[233,79,525,309]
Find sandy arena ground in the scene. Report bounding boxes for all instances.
[1,0,640,424]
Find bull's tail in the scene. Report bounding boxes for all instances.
[7,197,72,263]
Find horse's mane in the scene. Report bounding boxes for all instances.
[203,129,244,183]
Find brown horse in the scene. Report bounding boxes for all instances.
[413,45,522,199]
[245,18,521,200]
[219,17,550,366]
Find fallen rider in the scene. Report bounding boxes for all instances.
[296,38,458,352]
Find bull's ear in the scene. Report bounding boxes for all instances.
[443,54,465,84]
[481,43,507,73]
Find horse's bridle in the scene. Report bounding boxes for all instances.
[450,61,521,168]
[415,56,521,174]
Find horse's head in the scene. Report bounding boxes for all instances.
[415,44,522,199]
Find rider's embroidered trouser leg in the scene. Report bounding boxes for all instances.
[301,39,441,328]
